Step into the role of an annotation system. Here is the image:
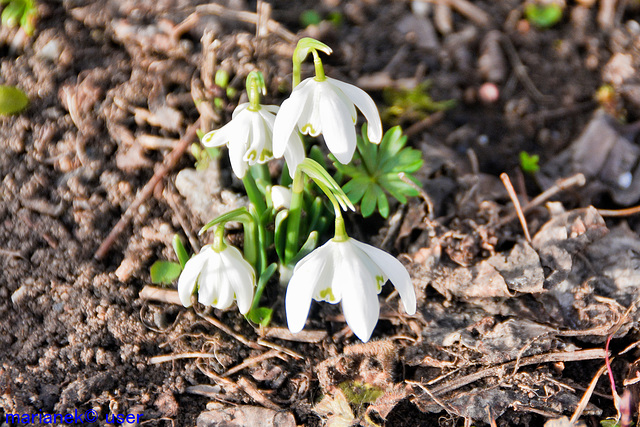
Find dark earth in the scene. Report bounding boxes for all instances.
[3,0,640,426]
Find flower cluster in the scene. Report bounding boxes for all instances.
[172,37,418,342]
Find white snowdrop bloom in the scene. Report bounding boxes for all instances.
[273,77,383,170]
[178,244,255,314]
[270,185,292,210]
[202,103,305,179]
[285,237,416,342]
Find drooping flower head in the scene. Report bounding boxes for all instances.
[272,38,383,175]
[202,71,304,179]
[285,218,416,342]
[178,231,255,314]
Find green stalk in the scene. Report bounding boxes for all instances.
[333,214,349,242]
[284,167,305,264]
[312,50,326,82]
[242,173,267,215]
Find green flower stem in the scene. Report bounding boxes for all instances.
[333,214,349,242]
[212,226,227,252]
[249,204,268,275]
[242,173,267,215]
[284,166,305,264]
[242,215,259,269]
[246,71,266,112]
[253,163,271,188]
[312,50,326,82]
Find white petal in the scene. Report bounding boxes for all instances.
[261,104,280,115]
[328,77,383,143]
[177,246,211,307]
[273,84,308,158]
[227,120,250,179]
[244,111,270,165]
[283,132,305,178]
[270,185,292,210]
[198,251,224,306]
[319,84,357,164]
[285,245,331,332]
[336,241,380,342]
[297,81,322,137]
[201,119,236,147]
[350,239,416,315]
[221,246,255,314]
[232,102,250,119]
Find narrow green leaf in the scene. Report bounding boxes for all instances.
[199,207,253,234]
[290,230,318,265]
[0,85,29,115]
[150,261,182,285]
[342,177,369,205]
[360,185,377,217]
[375,186,390,218]
[274,209,289,262]
[172,234,190,268]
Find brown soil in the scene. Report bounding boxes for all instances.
[2,0,640,426]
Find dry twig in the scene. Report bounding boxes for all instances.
[195,3,296,43]
[500,173,531,242]
[95,121,200,260]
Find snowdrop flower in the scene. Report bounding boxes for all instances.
[269,185,292,210]
[273,76,383,170]
[178,244,255,314]
[285,236,416,342]
[202,71,304,179]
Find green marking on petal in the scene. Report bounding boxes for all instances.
[319,287,336,302]
[301,123,316,135]
[376,275,384,292]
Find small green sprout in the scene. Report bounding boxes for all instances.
[338,381,384,405]
[333,125,423,218]
[0,85,29,115]
[190,141,220,172]
[149,235,189,285]
[524,2,563,28]
[382,80,455,124]
[300,9,322,27]
[519,151,540,174]
[1,0,37,35]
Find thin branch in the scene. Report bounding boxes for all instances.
[429,349,607,397]
[95,121,200,260]
[500,173,531,242]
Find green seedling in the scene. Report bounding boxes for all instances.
[525,2,563,28]
[383,80,455,124]
[300,9,322,27]
[0,85,28,115]
[333,125,423,218]
[149,235,190,285]
[519,151,540,174]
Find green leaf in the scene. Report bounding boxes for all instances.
[200,207,253,234]
[246,307,273,326]
[519,151,540,174]
[274,209,289,262]
[342,177,370,205]
[360,185,377,217]
[375,186,390,218]
[0,85,28,115]
[525,3,563,28]
[150,261,182,285]
[300,10,322,27]
[290,231,318,265]
[172,234,190,268]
